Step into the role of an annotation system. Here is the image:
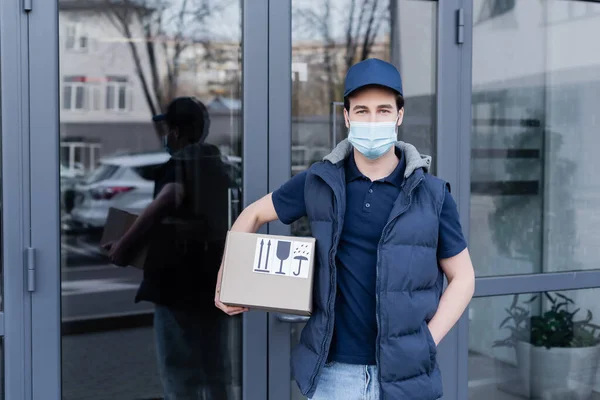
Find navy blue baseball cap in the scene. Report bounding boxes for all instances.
[152,96,208,125]
[344,58,403,97]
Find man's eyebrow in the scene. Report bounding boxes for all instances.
[352,105,369,111]
[377,104,394,109]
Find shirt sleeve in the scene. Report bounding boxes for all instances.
[272,171,308,225]
[153,161,177,198]
[437,186,468,259]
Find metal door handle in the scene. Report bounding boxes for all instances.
[277,314,310,323]
[228,188,241,229]
[228,188,233,228]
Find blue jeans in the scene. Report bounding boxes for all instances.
[154,304,232,400]
[309,362,381,400]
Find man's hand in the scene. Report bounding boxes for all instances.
[102,240,131,267]
[214,265,249,316]
[213,192,280,316]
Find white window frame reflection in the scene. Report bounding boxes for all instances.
[63,76,88,111]
[64,23,88,52]
[105,76,130,112]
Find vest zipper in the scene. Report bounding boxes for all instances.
[374,176,424,395]
[308,179,342,394]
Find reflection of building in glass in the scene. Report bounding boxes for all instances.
[58,0,242,172]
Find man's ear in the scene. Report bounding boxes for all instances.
[344,109,350,128]
[397,108,405,127]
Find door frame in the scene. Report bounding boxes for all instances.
[265,0,473,399]
[266,0,293,397]
[1,0,32,399]
[26,0,272,399]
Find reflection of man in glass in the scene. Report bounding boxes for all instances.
[215,59,475,399]
[105,97,234,400]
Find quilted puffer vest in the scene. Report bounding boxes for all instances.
[291,140,447,400]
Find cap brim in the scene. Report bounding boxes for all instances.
[152,114,166,122]
[344,84,402,98]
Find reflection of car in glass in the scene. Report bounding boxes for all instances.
[69,152,242,230]
[61,163,87,214]
[70,152,171,230]
[60,163,86,179]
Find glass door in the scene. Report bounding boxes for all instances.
[28,1,271,399]
[467,1,600,399]
[267,1,470,399]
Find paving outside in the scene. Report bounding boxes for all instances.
[63,326,243,400]
[62,327,162,400]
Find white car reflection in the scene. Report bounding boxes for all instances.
[69,152,242,231]
[70,152,170,229]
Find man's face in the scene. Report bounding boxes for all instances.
[344,86,404,128]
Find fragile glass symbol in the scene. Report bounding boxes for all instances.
[275,241,291,274]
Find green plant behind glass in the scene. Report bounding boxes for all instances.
[493,292,600,349]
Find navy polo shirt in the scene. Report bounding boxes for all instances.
[272,149,467,366]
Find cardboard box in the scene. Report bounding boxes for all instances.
[100,207,148,269]
[219,231,316,316]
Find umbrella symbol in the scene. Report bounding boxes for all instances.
[293,243,310,276]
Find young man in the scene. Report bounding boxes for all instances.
[215,59,475,399]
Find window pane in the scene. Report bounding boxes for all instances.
[59,1,243,399]
[63,86,72,110]
[74,86,85,109]
[105,85,114,110]
[469,289,600,399]
[92,86,100,110]
[118,85,126,110]
[470,0,600,276]
[65,26,75,49]
[79,35,88,50]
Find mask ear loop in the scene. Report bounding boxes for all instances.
[393,113,401,140]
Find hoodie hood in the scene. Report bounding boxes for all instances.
[323,139,432,178]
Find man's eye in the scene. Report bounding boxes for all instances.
[356,110,366,114]
[379,109,390,113]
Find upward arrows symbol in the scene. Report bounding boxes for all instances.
[255,239,265,271]
[264,240,272,271]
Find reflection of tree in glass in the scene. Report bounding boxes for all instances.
[291,0,391,117]
[104,0,239,138]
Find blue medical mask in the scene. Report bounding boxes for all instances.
[162,135,173,155]
[348,120,398,160]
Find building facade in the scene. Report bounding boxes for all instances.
[1,0,600,399]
